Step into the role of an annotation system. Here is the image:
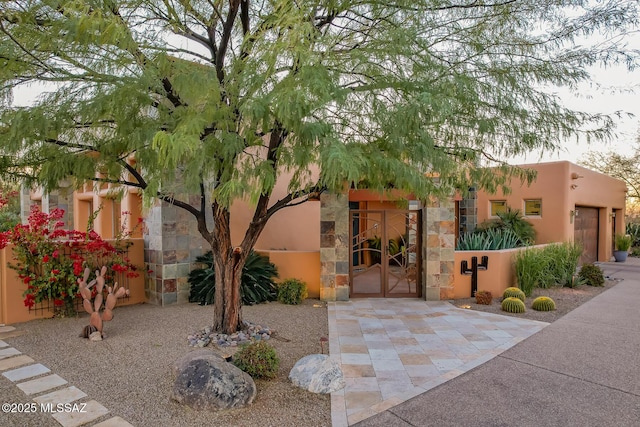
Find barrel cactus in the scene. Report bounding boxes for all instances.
[503,287,525,302]
[532,296,556,311]
[501,297,526,313]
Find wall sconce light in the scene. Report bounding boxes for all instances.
[570,210,575,224]
[571,173,584,180]
[570,184,578,190]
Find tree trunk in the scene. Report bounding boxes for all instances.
[212,248,245,334]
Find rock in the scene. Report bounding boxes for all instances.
[289,354,345,394]
[172,350,256,410]
[89,331,102,341]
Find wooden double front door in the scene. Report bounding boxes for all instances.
[349,209,422,297]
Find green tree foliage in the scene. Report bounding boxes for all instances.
[1,1,638,333]
[0,181,21,232]
[581,142,640,204]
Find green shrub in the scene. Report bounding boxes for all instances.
[501,297,526,313]
[188,251,278,306]
[531,296,556,311]
[615,234,632,252]
[578,263,605,287]
[277,278,308,305]
[0,210,20,232]
[502,287,525,302]
[514,248,552,296]
[514,242,582,295]
[233,341,279,379]
[546,242,582,287]
[626,222,640,248]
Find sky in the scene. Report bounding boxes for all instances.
[511,79,639,166]
[511,31,640,165]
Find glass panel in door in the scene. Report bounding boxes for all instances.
[350,211,383,296]
[386,211,420,296]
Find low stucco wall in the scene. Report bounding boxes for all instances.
[257,250,321,299]
[454,245,549,299]
[0,238,146,325]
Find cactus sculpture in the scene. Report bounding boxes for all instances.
[532,296,556,311]
[78,267,129,340]
[502,287,526,302]
[501,297,526,313]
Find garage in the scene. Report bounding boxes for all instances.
[574,206,599,264]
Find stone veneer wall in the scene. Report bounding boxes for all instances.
[319,193,350,301]
[424,197,456,300]
[144,197,208,306]
[458,187,477,235]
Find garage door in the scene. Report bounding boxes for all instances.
[574,206,599,264]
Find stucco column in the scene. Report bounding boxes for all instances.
[319,192,350,301]
[424,197,456,300]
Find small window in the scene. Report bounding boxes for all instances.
[490,200,507,217]
[524,199,542,216]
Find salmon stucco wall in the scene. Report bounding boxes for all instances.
[476,161,626,262]
[454,245,551,299]
[257,250,321,298]
[454,249,517,299]
[230,168,321,252]
[477,162,572,244]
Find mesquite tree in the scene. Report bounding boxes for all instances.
[1,0,638,333]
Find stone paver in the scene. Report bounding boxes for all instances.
[0,347,21,359]
[93,416,135,427]
[0,355,35,371]
[0,339,8,348]
[51,400,109,427]
[17,374,68,395]
[3,363,51,382]
[0,326,16,333]
[33,386,87,405]
[329,298,548,426]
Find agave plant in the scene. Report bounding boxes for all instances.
[188,251,278,306]
[456,232,491,251]
[456,228,521,251]
[476,207,535,246]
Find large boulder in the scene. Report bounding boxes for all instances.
[171,350,256,410]
[289,354,345,394]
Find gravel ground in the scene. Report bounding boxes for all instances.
[452,279,620,323]
[0,299,330,427]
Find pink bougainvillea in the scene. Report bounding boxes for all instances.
[0,206,139,316]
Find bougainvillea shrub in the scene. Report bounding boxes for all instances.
[0,206,139,317]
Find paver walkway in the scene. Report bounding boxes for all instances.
[0,325,133,427]
[328,299,548,426]
[352,261,640,426]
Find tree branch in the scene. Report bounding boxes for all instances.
[216,0,241,83]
